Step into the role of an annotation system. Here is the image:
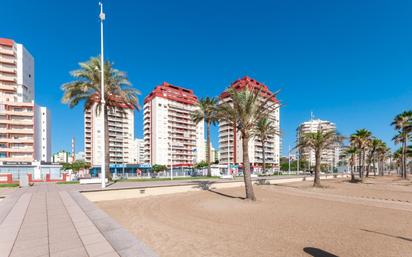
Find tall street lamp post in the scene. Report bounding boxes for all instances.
[99,2,106,188]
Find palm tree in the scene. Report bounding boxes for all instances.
[62,56,140,179]
[350,129,372,181]
[192,97,219,177]
[296,127,343,187]
[375,141,390,176]
[392,111,412,179]
[217,87,279,200]
[391,111,412,179]
[365,138,383,177]
[342,146,358,182]
[253,117,279,174]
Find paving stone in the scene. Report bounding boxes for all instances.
[9,243,49,257]
[51,247,89,257]
[49,240,84,254]
[85,241,117,257]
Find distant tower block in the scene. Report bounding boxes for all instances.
[72,138,75,162]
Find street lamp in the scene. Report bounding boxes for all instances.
[169,128,174,180]
[99,2,106,189]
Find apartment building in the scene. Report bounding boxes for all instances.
[143,82,205,166]
[129,138,145,164]
[0,38,35,163]
[297,118,340,168]
[218,77,281,171]
[52,150,71,163]
[84,104,134,166]
[34,105,51,162]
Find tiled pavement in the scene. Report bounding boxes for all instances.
[0,184,157,257]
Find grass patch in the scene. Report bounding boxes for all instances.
[118,176,220,182]
[56,181,79,185]
[0,183,19,188]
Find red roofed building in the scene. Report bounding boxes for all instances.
[218,77,281,173]
[143,82,205,167]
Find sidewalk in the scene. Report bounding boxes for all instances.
[0,183,157,257]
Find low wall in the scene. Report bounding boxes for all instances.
[0,174,13,184]
[83,174,350,202]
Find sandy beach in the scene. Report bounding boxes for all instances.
[97,176,412,257]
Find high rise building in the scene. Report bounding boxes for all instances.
[218,77,281,171]
[143,82,205,166]
[84,104,134,166]
[0,38,36,162]
[297,118,340,168]
[34,105,51,162]
[130,138,145,164]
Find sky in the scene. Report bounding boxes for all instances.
[1,0,411,156]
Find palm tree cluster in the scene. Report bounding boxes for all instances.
[391,111,412,179]
[193,86,280,201]
[346,129,389,182]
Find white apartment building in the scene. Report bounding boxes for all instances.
[130,138,145,164]
[34,105,51,162]
[218,77,281,171]
[297,118,340,168]
[143,82,205,167]
[0,38,36,163]
[84,104,134,166]
[52,150,71,163]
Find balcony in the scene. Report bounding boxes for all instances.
[0,84,16,92]
[0,119,33,125]
[0,56,16,65]
[2,147,34,153]
[0,48,15,56]
[0,74,16,83]
[0,137,33,143]
[4,110,33,117]
[4,128,34,134]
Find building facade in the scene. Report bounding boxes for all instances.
[130,138,145,164]
[52,150,71,163]
[34,105,51,162]
[218,77,281,171]
[0,38,35,163]
[297,118,340,168]
[84,104,134,166]
[143,82,205,167]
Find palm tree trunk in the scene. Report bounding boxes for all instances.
[350,157,355,182]
[206,122,211,177]
[361,151,366,182]
[242,133,256,201]
[372,157,376,176]
[366,155,371,177]
[313,149,321,187]
[104,107,111,180]
[358,152,362,180]
[262,141,266,175]
[402,140,407,179]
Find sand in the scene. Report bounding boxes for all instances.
[97,176,412,257]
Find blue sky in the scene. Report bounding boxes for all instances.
[1,0,411,155]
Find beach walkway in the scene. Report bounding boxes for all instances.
[0,183,157,257]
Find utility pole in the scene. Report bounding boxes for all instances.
[99,2,106,189]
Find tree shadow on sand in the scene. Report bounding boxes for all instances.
[361,229,412,242]
[193,181,246,200]
[303,247,338,257]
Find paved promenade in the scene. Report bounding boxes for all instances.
[0,174,346,257]
[0,183,157,257]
